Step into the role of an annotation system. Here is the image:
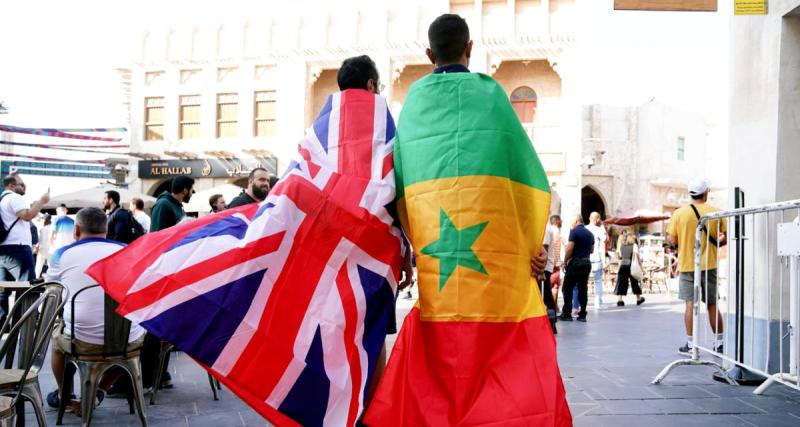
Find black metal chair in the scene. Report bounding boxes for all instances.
[0,282,68,426]
[56,284,147,427]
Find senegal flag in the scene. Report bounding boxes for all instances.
[364,72,572,426]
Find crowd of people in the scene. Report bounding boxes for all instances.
[0,168,284,416]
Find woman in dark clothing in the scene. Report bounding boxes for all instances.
[615,232,645,306]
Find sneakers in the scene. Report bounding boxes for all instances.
[576,316,587,323]
[617,301,624,307]
[678,344,692,356]
[558,314,573,321]
[715,344,724,354]
[46,390,63,409]
[637,297,646,306]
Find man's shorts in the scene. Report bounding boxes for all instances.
[678,269,718,303]
[52,320,144,355]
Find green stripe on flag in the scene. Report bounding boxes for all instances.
[394,72,550,197]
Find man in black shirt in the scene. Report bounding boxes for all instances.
[227,168,270,209]
[560,214,595,322]
[103,190,136,244]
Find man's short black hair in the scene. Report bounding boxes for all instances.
[249,167,268,180]
[172,176,195,194]
[690,194,704,200]
[3,176,17,188]
[59,203,67,209]
[337,55,379,91]
[428,14,470,64]
[209,194,223,209]
[131,198,144,210]
[105,190,121,205]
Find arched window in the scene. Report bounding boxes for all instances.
[510,86,538,123]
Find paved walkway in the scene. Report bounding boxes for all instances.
[28,293,800,426]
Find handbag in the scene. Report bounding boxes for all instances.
[630,244,644,282]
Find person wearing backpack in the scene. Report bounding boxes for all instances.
[103,190,143,244]
[667,178,727,355]
[0,175,50,324]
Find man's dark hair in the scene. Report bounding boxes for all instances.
[131,198,144,210]
[172,176,195,194]
[690,194,704,200]
[3,176,16,188]
[105,190,121,206]
[76,207,108,235]
[550,214,561,222]
[337,55,379,91]
[59,203,67,209]
[209,194,224,210]
[248,167,268,180]
[428,14,470,64]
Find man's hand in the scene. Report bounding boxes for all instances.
[530,247,547,278]
[39,190,50,206]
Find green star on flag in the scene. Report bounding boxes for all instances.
[421,208,489,291]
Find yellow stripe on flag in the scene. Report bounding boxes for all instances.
[399,175,550,322]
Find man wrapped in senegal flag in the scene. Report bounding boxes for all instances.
[364,14,572,426]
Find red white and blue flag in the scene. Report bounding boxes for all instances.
[87,89,403,426]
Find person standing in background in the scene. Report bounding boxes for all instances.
[50,204,75,258]
[129,198,150,233]
[0,175,49,324]
[614,231,645,307]
[209,194,226,213]
[36,214,52,277]
[586,212,608,309]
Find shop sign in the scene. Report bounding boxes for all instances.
[138,158,277,179]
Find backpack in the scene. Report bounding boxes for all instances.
[0,192,21,244]
[111,209,145,244]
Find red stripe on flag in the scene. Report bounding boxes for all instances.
[117,232,285,314]
[87,204,261,302]
[381,152,393,179]
[335,263,363,427]
[364,310,573,427]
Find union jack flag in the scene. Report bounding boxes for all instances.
[87,89,403,426]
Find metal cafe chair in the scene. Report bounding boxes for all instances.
[56,284,148,427]
[0,282,68,426]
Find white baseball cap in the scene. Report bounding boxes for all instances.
[688,178,710,196]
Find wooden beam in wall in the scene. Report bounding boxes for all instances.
[614,0,718,11]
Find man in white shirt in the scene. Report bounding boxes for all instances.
[45,207,145,410]
[129,198,150,233]
[0,175,49,323]
[586,212,608,309]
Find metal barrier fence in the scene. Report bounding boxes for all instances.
[652,199,800,395]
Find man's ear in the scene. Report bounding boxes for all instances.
[425,48,436,65]
[465,40,473,59]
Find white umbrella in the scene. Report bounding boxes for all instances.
[184,183,245,213]
[44,183,156,210]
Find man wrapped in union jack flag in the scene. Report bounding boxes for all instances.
[88,55,412,426]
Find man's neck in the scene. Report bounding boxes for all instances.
[80,234,106,240]
[171,193,183,203]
